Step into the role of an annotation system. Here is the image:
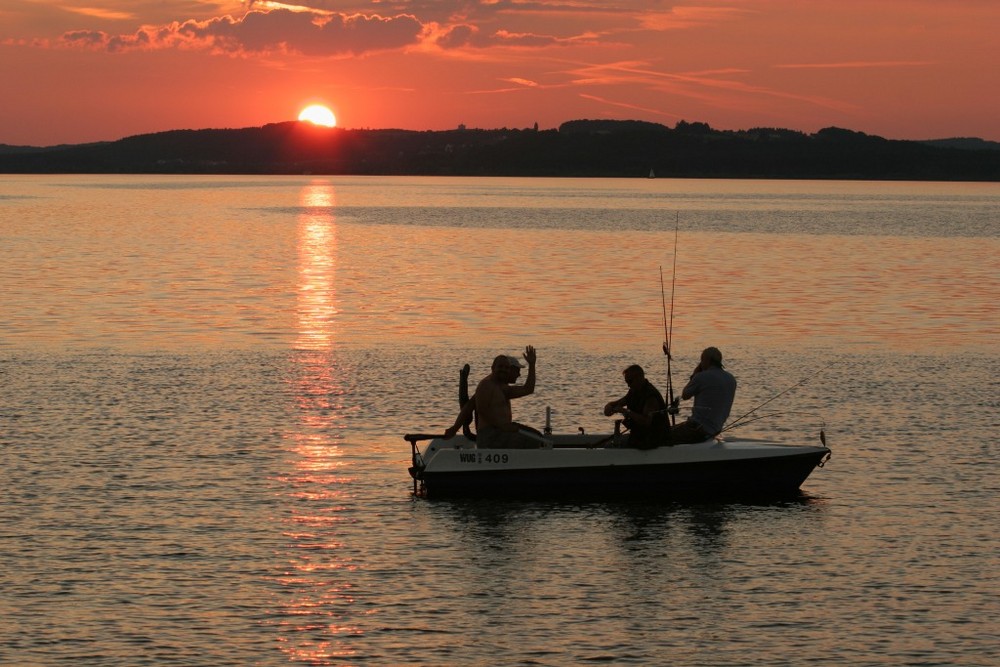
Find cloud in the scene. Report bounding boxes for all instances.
[433,23,479,49]
[422,18,599,51]
[578,92,682,119]
[637,6,751,31]
[776,61,934,70]
[493,29,590,47]
[61,7,137,21]
[51,2,620,56]
[59,8,425,56]
[562,60,860,114]
[503,77,540,87]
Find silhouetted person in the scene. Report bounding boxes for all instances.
[604,364,668,449]
[444,346,541,448]
[666,346,736,444]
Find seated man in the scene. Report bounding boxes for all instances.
[604,364,669,449]
[443,345,541,448]
[667,347,737,444]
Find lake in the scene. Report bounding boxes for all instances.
[1,175,998,665]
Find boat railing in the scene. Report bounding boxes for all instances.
[404,433,440,495]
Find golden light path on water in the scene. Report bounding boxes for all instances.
[276,181,358,663]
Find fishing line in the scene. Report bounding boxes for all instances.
[668,211,678,354]
[720,411,819,431]
[722,362,835,433]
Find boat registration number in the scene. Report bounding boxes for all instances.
[459,452,510,464]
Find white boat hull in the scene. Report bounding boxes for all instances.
[407,433,830,499]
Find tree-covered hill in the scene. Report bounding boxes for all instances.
[1,119,997,180]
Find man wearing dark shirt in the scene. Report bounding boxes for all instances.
[604,364,668,449]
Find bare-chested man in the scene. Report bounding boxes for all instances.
[444,345,540,448]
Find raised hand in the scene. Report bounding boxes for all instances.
[523,345,537,366]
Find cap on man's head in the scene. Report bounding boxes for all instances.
[506,355,525,368]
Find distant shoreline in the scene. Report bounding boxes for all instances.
[2,119,998,181]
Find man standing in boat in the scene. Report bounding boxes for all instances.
[667,346,737,444]
[443,345,540,448]
[603,365,668,449]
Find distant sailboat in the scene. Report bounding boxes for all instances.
[648,168,656,179]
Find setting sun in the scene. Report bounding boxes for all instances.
[298,105,336,127]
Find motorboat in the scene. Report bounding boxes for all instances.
[407,360,831,499]
[405,428,831,500]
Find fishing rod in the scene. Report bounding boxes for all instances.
[721,411,816,431]
[660,212,681,424]
[660,265,673,401]
[721,362,835,433]
[659,266,677,426]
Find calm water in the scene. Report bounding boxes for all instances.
[1,175,998,665]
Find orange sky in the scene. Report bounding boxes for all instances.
[2,0,998,146]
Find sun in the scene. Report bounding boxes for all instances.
[298,104,337,127]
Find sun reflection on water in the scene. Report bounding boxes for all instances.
[295,182,339,352]
[275,181,360,664]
